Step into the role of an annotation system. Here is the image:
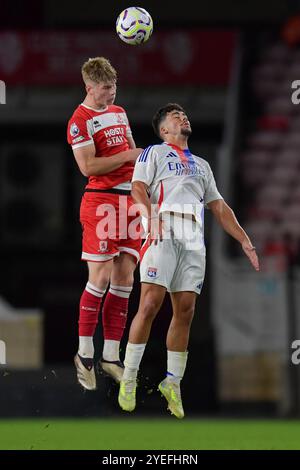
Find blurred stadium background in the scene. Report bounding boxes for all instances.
[1,0,300,450]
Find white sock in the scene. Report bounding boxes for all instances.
[86,281,105,298]
[110,284,132,298]
[102,339,120,362]
[167,350,188,384]
[123,342,146,380]
[78,336,94,358]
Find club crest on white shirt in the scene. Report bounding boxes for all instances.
[147,267,158,278]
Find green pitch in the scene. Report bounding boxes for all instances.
[1,419,300,450]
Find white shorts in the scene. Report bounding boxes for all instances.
[140,214,206,294]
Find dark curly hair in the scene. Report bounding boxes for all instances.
[152,103,186,139]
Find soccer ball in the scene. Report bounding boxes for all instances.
[116,7,153,45]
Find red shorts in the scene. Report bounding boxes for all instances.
[80,191,142,262]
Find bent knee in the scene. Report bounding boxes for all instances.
[138,298,161,321]
[175,307,195,325]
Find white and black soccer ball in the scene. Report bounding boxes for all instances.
[116,7,153,45]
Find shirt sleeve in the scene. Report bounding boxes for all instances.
[204,163,223,207]
[67,113,94,149]
[132,146,157,186]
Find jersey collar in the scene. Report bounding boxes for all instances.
[165,142,192,156]
[81,103,108,113]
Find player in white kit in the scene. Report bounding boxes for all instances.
[118,104,259,418]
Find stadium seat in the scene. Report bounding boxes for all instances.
[252,62,286,82]
[289,116,300,131]
[291,186,300,202]
[264,96,294,115]
[252,79,281,101]
[269,165,297,184]
[247,130,284,150]
[282,203,300,221]
[241,150,272,167]
[282,131,300,147]
[241,167,268,187]
[280,220,300,237]
[259,43,291,63]
[288,61,300,80]
[256,184,288,203]
[276,149,300,167]
[257,115,289,130]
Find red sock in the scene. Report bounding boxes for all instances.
[102,285,132,341]
[79,282,104,336]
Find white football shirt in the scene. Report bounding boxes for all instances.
[132,142,223,225]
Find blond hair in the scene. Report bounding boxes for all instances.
[81,57,117,84]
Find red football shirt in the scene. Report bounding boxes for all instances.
[67,103,134,190]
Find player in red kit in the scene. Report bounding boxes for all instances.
[67,57,142,390]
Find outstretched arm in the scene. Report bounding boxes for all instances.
[208,199,260,271]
